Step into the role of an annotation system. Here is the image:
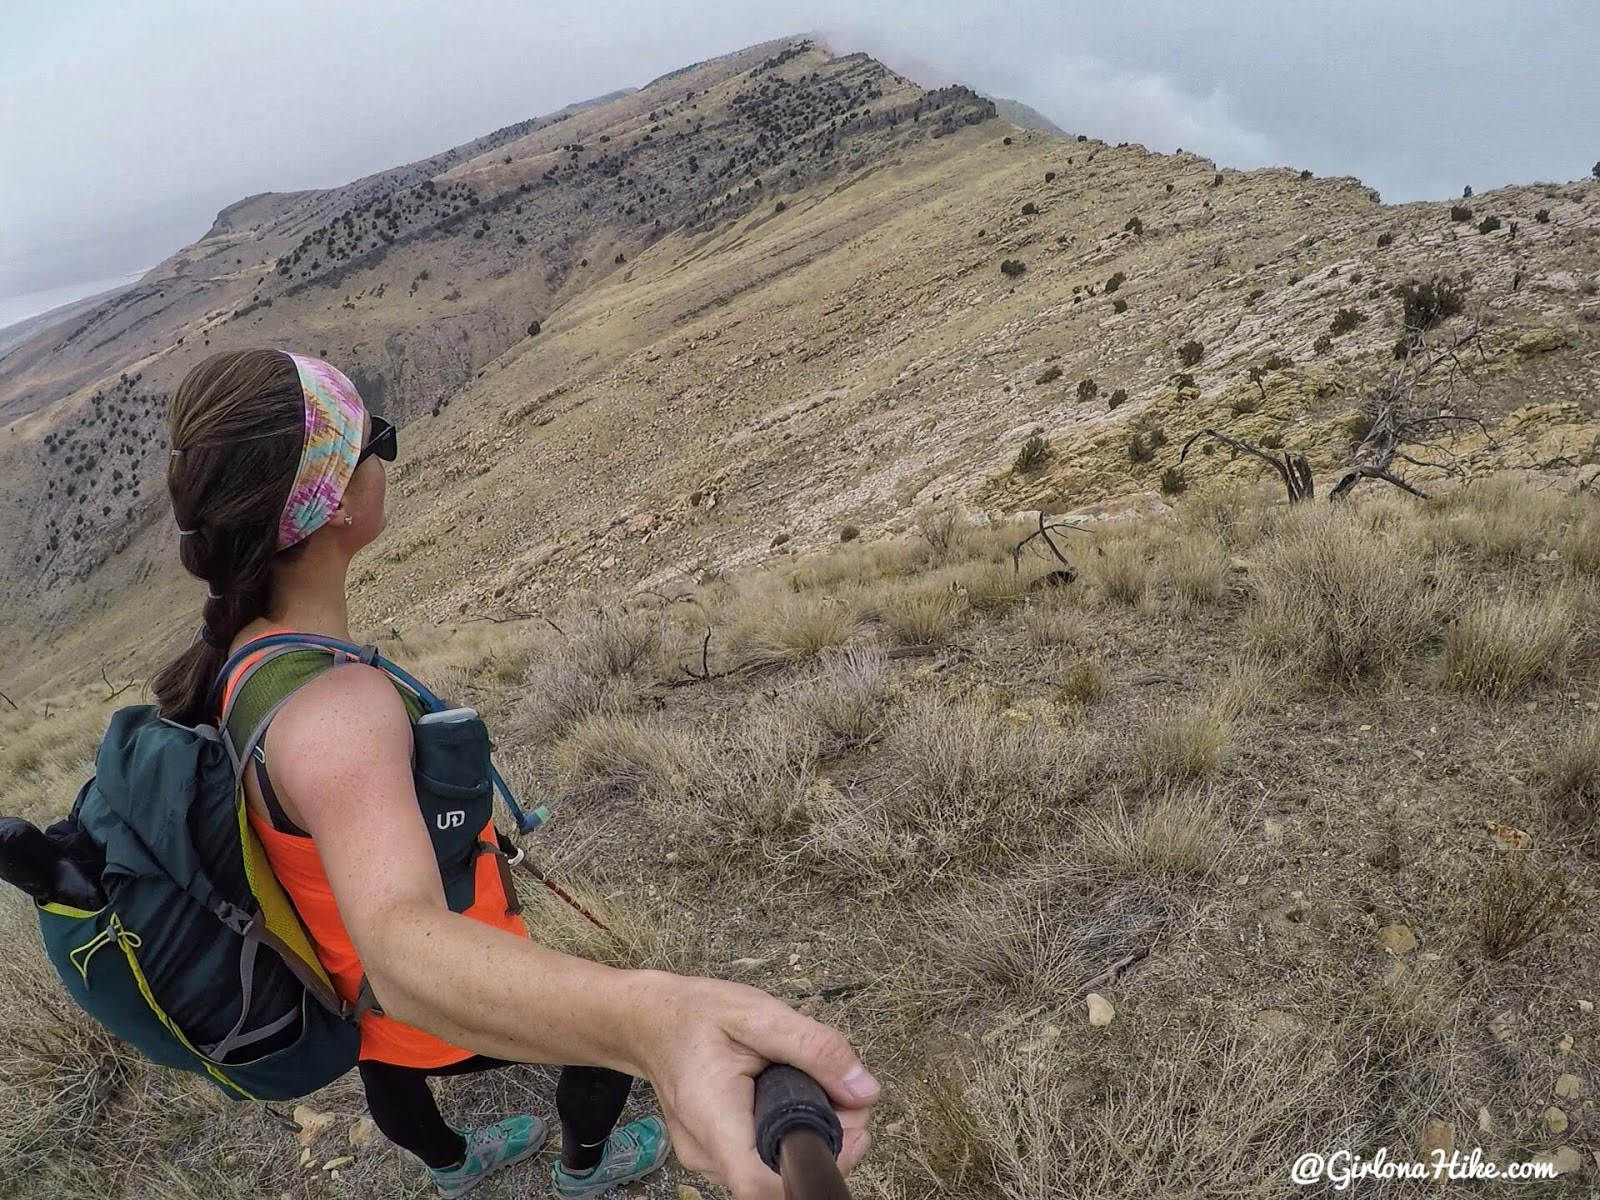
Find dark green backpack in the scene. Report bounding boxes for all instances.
[33,633,547,1102]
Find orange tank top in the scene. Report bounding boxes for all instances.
[223,632,528,1069]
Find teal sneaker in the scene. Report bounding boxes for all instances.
[550,1116,672,1199]
[428,1115,549,1198]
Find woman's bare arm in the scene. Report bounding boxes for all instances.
[264,663,878,1199]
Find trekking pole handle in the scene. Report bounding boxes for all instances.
[754,1064,851,1199]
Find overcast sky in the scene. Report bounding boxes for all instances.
[3,0,1596,316]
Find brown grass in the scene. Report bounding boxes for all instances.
[940,560,1035,616]
[651,708,822,864]
[958,1017,1367,1200]
[784,537,926,591]
[726,589,863,667]
[804,696,1090,887]
[1540,713,1600,848]
[551,712,700,804]
[1081,537,1154,608]
[1175,481,1282,550]
[1247,508,1462,685]
[1442,589,1576,698]
[1478,852,1571,960]
[776,644,893,757]
[871,581,969,646]
[0,688,120,825]
[1164,533,1231,608]
[1130,701,1232,790]
[1052,658,1108,710]
[1421,478,1571,564]
[1020,594,1085,648]
[510,605,678,740]
[911,868,1175,1011]
[1074,788,1234,881]
[5,481,1599,1200]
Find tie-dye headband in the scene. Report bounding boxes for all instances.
[278,353,366,550]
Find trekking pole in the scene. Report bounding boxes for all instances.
[754,1064,852,1200]
[497,837,611,933]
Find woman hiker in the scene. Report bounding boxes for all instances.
[152,349,878,1199]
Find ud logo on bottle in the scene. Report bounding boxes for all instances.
[436,810,466,831]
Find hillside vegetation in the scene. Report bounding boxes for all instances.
[3,483,1598,1197]
[0,31,1599,1200]
[1,37,1597,689]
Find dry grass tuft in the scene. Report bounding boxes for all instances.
[869,580,970,646]
[959,1017,1366,1200]
[913,505,975,568]
[1422,478,1570,564]
[1130,701,1232,789]
[776,644,893,757]
[1165,533,1231,608]
[511,606,678,740]
[805,697,1089,886]
[916,871,1173,1009]
[0,690,118,826]
[1211,655,1277,721]
[1175,481,1282,550]
[785,537,925,591]
[904,1062,996,1194]
[1081,537,1154,607]
[942,560,1035,616]
[653,710,821,862]
[1442,589,1576,698]
[1052,658,1108,710]
[1247,508,1461,684]
[552,712,700,804]
[1540,713,1600,848]
[1478,851,1570,960]
[726,590,863,668]
[1074,788,1234,881]
[1020,595,1085,648]
[1558,505,1600,576]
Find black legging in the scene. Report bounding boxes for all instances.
[359,1057,635,1172]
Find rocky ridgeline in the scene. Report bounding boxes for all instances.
[339,128,1598,624]
[0,38,997,608]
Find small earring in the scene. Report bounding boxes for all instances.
[344,515,353,526]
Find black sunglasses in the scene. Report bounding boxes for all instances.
[357,415,397,465]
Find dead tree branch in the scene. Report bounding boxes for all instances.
[0,687,16,711]
[682,629,715,681]
[1011,511,1089,574]
[461,607,565,635]
[101,665,138,701]
[1180,429,1315,502]
[1328,323,1491,502]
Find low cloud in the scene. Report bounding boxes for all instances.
[830,26,1277,169]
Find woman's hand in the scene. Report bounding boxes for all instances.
[632,973,879,1199]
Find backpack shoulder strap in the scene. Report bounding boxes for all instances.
[221,644,372,767]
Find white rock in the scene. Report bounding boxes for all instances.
[1378,924,1418,954]
[293,1105,336,1148]
[1086,993,1115,1026]
[1531,1146,1582,1175]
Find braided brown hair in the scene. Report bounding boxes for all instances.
[152,349,311,725]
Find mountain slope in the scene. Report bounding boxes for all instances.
[1,37,1598,699]
[0,37,996,632]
